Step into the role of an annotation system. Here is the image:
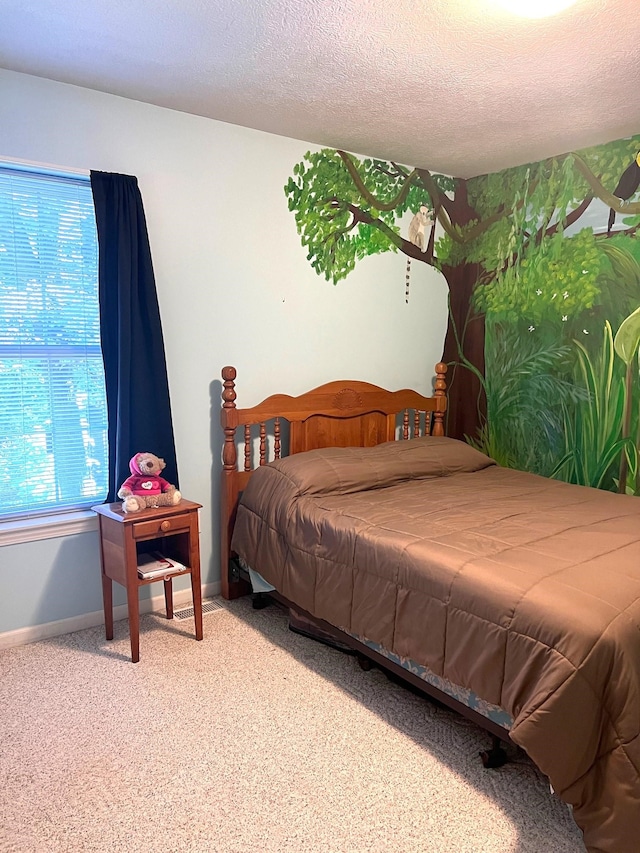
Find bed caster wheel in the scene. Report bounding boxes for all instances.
[356,654,373,671]
[480,737,508,768]
[252,593,270,610]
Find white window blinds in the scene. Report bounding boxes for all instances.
[0,165,108,517]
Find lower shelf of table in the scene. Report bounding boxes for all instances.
[136,568,192,585]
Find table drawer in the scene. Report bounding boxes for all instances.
[132,515,191,539]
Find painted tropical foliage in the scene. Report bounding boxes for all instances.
[285,136,640,494]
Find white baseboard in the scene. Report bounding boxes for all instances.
[0,581,221,650]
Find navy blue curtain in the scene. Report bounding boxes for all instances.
[90,171,179,502]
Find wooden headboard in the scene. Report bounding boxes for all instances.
[219,363,448,599]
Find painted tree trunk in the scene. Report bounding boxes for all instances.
[440,260,486,442]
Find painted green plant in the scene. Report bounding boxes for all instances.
[613,305,640,493]
[551,322,638,492]
[466,320,587,474]
[467,159,640,489]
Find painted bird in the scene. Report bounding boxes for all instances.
[607,150,640,235]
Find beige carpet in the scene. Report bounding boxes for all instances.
[0,597,584,853]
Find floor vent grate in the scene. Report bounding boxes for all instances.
[173,597,226,621]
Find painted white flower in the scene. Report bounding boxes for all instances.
[582,269,588,274]
[583,329,589,334]
[562,315,568,321]
[563,291,569,299]
[528,325,535,332]
[536,289,542,295]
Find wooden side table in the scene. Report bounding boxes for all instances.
[92,499,204,662]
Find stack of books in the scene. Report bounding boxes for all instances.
[137,551,186,580]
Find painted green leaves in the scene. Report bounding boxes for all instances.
[284,150,429,284]
[474,229,601,325]
[613,305,640,493]
[614,305,640,366]
[551,322,637,491]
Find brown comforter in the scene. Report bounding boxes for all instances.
[231,436,640,853]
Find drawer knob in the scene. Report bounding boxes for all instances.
[160,520,171,532]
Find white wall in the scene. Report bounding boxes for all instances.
[0,69,448,638]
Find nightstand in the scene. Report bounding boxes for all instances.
[92,499,204,662]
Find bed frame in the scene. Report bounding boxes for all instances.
[219,362,513,762]
[220,363,448,599]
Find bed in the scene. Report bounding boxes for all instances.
[219,363,640,853]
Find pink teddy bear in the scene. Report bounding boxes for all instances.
[117,451,181,513]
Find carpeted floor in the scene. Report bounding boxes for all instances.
[0,597,585,853]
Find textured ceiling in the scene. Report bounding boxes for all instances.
[1,0,639,177]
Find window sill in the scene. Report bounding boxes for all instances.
[0,509,99,546]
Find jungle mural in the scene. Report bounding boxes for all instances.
[285,136,640,495]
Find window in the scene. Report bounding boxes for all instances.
[0,164,108,519]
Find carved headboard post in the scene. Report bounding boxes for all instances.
[220,366,249,599]
[221,366,238,472]
[432,362,448,436]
